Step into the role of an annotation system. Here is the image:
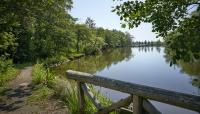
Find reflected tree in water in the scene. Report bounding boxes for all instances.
[164,48,200,89]
[156,47,161,53]
[52,48,133,75]
[138,46,161,53]
[179,61,200,89]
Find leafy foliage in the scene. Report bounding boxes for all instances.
[0,0,132,63]
[164,11,200,63]
[113,0,200,37]
[85,17,96,28]
[113,0,200,62]
[0,0,74,62]
[0,57,18,86]
[0,32,17,57]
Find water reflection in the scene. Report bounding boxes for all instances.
[156,47,161,53]
[54,47,200,91]
[53,47,200,114]
[164,48,200,90]
[138,46,152,52]
[53,48,133,75]
[178,61,200,92]
[137,46,161,53]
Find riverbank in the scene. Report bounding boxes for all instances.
[47,53,85,68]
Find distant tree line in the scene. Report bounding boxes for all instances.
[0,0,133,64]
[132,40,163,47]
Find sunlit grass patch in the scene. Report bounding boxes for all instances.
[0,58,19,87]
[27,86,54,104]
[32,63,118,114]
[0,68,19,87]
[32,63,55,86]
[53,79,118,114]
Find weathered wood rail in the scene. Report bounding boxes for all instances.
[66,70,200,114]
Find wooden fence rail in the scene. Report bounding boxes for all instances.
[66,70,200,114]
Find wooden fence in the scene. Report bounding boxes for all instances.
[66,70,200,114]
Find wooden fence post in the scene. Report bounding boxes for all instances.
[133,95,143,114]
[78,82,85,114]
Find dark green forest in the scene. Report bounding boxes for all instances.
[0,0,132,64]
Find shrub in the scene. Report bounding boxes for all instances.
[0,57,18,86]
[0,57,13,73]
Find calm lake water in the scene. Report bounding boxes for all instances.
[53,47,200,114]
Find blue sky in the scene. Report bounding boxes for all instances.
[70,0,159,41]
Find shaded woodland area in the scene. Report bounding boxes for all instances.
[0,0,132,64]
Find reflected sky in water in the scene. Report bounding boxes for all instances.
[53,47,200,114]
[96,47,199,95]
[95,47,200,114]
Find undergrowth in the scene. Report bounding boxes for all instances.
[0,57,19,87]
[32,63,118,114]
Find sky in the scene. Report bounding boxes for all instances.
[70,0,159,41]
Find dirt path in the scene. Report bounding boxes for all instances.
[9,66,33,88]
[0,66,68,114]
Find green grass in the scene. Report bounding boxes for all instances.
[32,63,55,86]
[52,79,97,114]
[0,58,30,88]
[88,85,119,114]
[72,53,85,58]
[31,63,118,114]
[43,55,69,66]
[0,66,19,87]
[68,53,85,60]
[0,59,19,98]
[53,79,118,114]
[28,86,54,104]
[53,79,81,114]
[89,85,112,106]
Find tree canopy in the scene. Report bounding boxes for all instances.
[85,17,96,28]
[0,1,133,63]
[113,0,200,62]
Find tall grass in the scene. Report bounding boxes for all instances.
[32,63,118,114]
[53,79,118,114]
[32,63,55,86]
[53,79,83,114]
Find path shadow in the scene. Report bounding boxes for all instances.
[0,84,34,112]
